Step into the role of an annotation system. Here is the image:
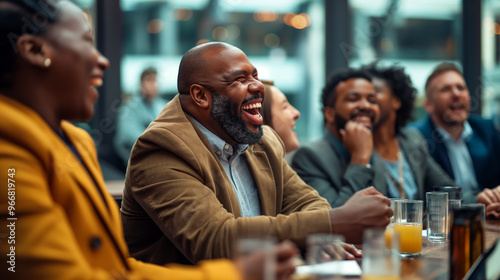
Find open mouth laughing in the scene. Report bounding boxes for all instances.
[90,76,103,87]
[449,103,467,113]
[241,100,263,127]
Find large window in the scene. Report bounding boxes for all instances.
[120,0,326,143]
[482,0,500,129]
[348,0,462,120]
[73,0,96,25]
[79,0,497,180]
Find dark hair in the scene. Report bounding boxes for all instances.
[140,67,157,82]
[425,62,464,97]
[261,79,274,126]
[321,68,372,110]
[0,0,60,88]
[362,62,416,133]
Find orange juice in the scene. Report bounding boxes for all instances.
[384,227,394,249]
[393,223,422,253]
[363,275,400,280]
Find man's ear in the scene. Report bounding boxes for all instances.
[324,107,335,124]
[16,35,51,68]
[423,97,433,114]
[392,96,402,111]
[190,84,211,109]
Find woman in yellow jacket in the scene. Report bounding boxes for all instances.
[0,1,297,279]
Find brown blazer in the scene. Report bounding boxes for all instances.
[121,95,332,265]
[0,95,240,280]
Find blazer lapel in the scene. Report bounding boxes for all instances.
[245,146,277,216]
[371,159,389,195]
[185,116,244,217]
[425,117,455,179]
[466,131,484,186]
[324,133,348,173]
[61,123,129,256]
[398,132,424,199]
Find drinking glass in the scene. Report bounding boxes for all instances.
[235,236,276,280]
[426,191,448,243]
[306,234,345,279]
[433,186,462,238]
[433,186,462,202]
[450,206,485,280]
[385,199,406,249]
[461,203,485,226]
[460,203,485,263]
[393,200,423,257]
[362,228,401,280]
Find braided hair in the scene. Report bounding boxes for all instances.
[0,0,60,88]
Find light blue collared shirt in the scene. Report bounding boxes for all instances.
[435,122,479,192]
[189,116,262,217]
[380,150,418,200]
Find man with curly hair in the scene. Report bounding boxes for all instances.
[365,63,454,200]
[291,68,384,207]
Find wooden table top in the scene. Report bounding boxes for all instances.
[353,219,500,280]
[107,177,500,279]
[397,220,500,280]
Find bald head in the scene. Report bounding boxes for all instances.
[177,42,236,95]
[177,42,264,146]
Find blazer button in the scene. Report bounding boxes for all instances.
[89,236,102,250]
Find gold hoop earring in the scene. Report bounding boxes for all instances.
[44,58,51,68]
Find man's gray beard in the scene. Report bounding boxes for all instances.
[211,92,263,145]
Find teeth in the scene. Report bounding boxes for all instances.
[242,103,262,110]
[355,116,370,121]
[252,113,262,119]
[90,77,103,87]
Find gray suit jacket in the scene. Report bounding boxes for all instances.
[291,129,455,207]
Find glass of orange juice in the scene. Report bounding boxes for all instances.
[385,199,407,249]
[393,200,423,258]
[362,228,401,280]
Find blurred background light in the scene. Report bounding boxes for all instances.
[177,9,193,21]
[290,13,310,29]
[264,33,280,48]
[227,24,241,40]
[254,9,279,22]
[147,18,163,34]
[212,26,229,40]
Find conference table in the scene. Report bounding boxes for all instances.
[106,180,499,279]
[294,220,500,279]
[358,219,500,280]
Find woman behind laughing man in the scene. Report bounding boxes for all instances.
[261,80,301,161]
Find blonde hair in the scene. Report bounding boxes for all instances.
[425,62,464,97]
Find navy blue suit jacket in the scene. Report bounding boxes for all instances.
[410,115,500,200]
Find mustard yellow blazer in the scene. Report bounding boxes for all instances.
[0,95,239,280]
